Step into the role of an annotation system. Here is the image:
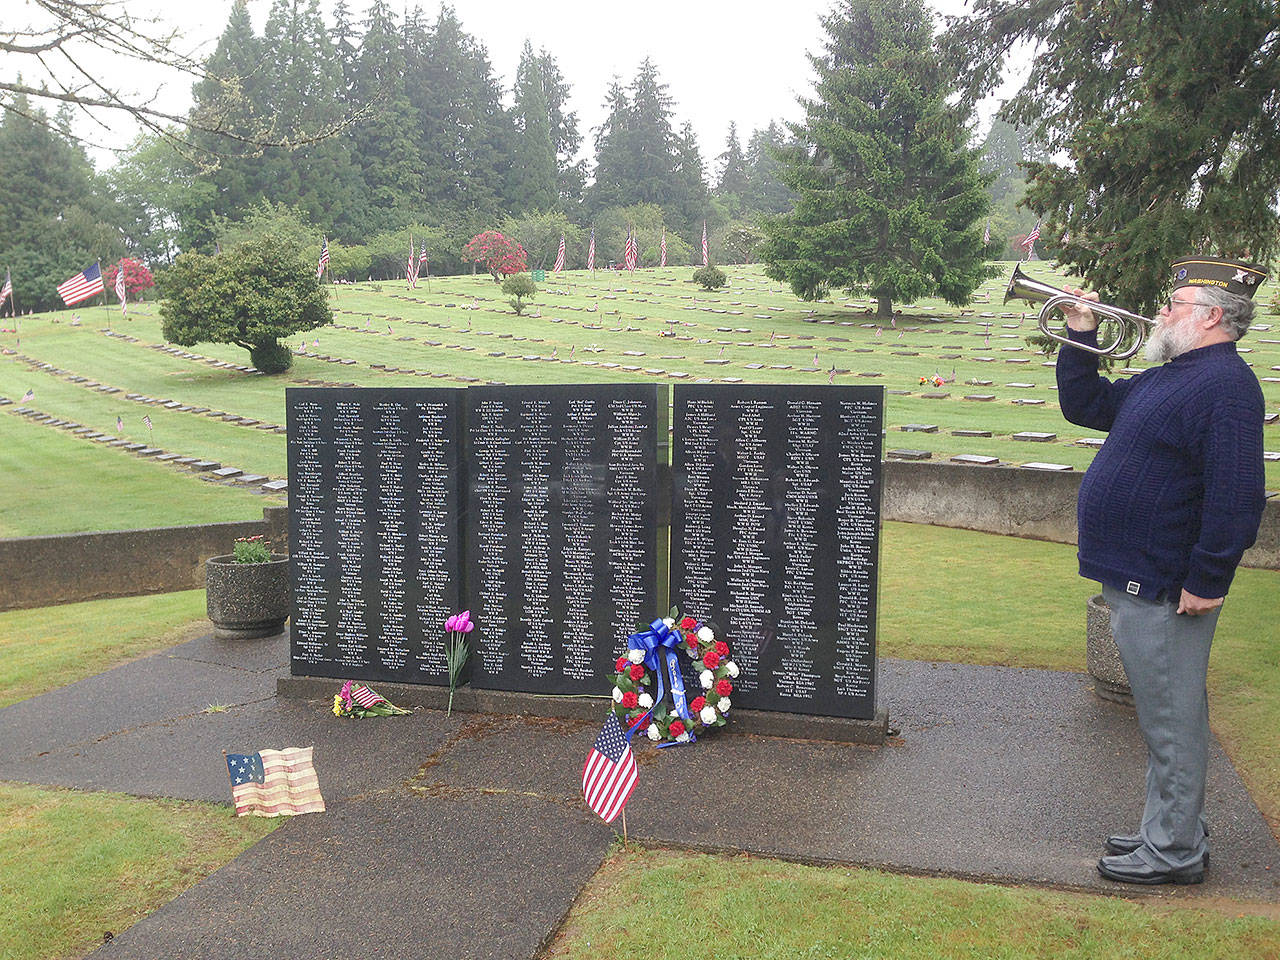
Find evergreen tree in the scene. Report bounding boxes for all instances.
[587,78,633,212]
[715,122,749,199]
[0,93,125,310]
[672,121,711,238]
[946,0,1280,312]
[351,0,418,230]
[977,118,1038,255]
[627,59,678,205]
[742,122,794,216]
[762,0,993,318]
[538,50,586,205]
[507,40,558,213]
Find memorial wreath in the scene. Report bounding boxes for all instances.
[608,607,737,745]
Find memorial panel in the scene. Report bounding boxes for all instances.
[671,384,883,719]
[287,387,464,684]
[466,383,662,695]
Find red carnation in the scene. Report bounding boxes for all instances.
[686,632,699,649]
[716,679,733,697]
[690,696,706,713]
[668,720,686,737]
[615,656,628,672]
[622,691,639,708]
[703,650,720,669]
[679,616,696,630]
[715,640,729,657]
[629,664,645,681]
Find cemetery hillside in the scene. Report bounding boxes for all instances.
[3,1,1280,958]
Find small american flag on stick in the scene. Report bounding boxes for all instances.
[553,235,566,273]
[114,261,127,316]
[316,238,329,280]
[587,228,595,271]
[701,221,709,266]
[660,229,667,268]
[582,713,640,824]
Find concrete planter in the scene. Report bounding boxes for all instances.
[1086,593,1133,706]
[205,553,290,640]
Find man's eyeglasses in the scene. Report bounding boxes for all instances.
[1164,297,1201,311]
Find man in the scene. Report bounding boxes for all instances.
[1058,256,1267,885]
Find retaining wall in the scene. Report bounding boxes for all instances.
[1,465,1275,612]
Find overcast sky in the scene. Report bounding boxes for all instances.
[28,0,1019,169]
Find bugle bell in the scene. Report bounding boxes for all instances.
[1003,264,1156,361]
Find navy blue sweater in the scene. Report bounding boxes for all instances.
[1057,328,1265,601]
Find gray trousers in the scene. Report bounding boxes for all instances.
[1103,585,1220,871]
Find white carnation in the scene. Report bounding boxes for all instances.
[726,661,739,678]
[718,697,731,714]
[699,670,714,689]
[612,687,623,703]
[697,626,715,644]
[627,649,645,664]
[700,705,717,724]
[676,732,690,743]
[647,724,661,741]
[638,693,654,709]
[662,616,675,628]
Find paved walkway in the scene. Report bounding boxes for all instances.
[1,630,1278,958]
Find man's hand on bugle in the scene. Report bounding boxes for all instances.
[1063,287,1101,332]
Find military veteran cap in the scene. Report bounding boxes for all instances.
[1171,256,1268,299]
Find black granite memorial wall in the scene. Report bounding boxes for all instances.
[287,387,464,684]
[465,383,662,695]
[670,384,884,719]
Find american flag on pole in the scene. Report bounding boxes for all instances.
[57,264,104,306]
[982,220,991,245]
[21,388,33,403]
[624,229,638,272]
[116,415,123,432]
[419,245,429,278]
[316,238,329,280]
[587,228,595,271]
[702,221,709,266]
[582,713,639,823]
[1,269,12,314]
[1022,220,1041,261]
[114,261,127,316]
[226,747,325,818]
[553,235,566,273]
[660,230,667,268]
[143,414,152,430]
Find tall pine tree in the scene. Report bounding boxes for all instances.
[762,0,992,318]
[507,40,558,213]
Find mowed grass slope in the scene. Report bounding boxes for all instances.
[550,847,1280,960]
[3,263,1277,536]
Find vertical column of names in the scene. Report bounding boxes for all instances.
[773,399,822,701]
[518,399,553,677]
[675,398,716,617]
[290,400,329,665]
[414,399,453,675]
[724,397,773,691]
[834,398,879,701]
[606,397,649,648]
[472,400,513,678]
[332,400,369,668]
[560,397,598,681]
[373,400,409,673]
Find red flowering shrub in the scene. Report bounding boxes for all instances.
[104,258,155,299]
[463,231,528,282]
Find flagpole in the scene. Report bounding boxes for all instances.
[621,808,628,847]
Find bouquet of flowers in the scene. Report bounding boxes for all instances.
[332,680,412,718]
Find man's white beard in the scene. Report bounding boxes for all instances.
[1144,318,1201,363]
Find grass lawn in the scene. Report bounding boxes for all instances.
[0,782,275,960]
[0,589,209,708]
[3,262,1277,537]
[548,847,1280,959]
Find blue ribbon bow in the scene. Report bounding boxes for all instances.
[627,618,695,744]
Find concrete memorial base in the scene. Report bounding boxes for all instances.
[277,675,890,744]
[1086,593,1133,706]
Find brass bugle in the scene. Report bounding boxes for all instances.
[1003,264,1156,361]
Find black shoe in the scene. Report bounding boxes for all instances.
[1105,834,1142,855]
[1097,852,1205,886]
